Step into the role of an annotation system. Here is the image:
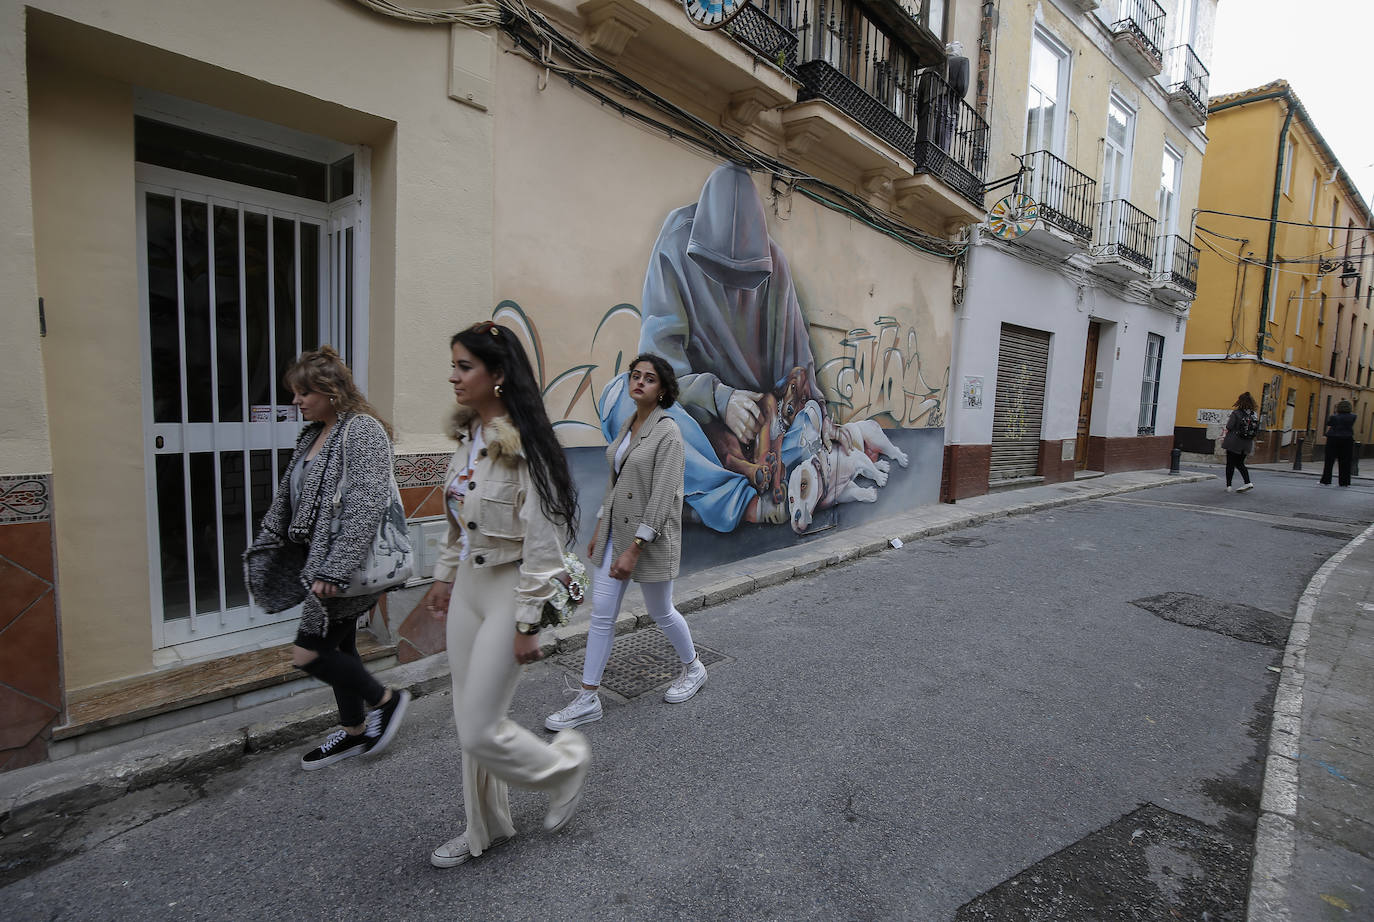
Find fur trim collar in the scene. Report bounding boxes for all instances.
[448,405,523,461]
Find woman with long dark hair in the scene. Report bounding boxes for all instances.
[545,352,704,731]
[421,321,589,869]
[246,346,410,771]
[1221,391,1260,493]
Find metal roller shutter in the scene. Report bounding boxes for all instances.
[990,324,1051,481]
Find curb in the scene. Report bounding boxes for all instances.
[0,471,1208,835]
[1245,520,1374,922]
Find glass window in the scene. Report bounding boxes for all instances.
[1026,31,1069,156]
[1282,136,1294,195]
[135,117,329,201]
[1103,95,1135,202]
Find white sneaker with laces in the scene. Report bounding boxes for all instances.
[545,689,602,731]
[1237,482,1254,492]
[664,657,707,703]
[430,832,511,868]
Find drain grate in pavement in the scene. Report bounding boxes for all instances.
[556,631,726,699]
[941,536,988,548]
[955,803,1249,921]
[1131,592,1289,647]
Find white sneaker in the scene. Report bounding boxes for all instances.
[430,831,511,868]
[664,658,707,703]
[1237,482,1254,492]
[545,690,602,731]
[1225,485,1235,492]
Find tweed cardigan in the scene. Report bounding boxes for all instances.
[433,405,565,626]
[593,407,686,582]
[246,412,392,635]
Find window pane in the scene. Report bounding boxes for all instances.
[214,206,244,422]
[181,200,213,423]
[189,452,221,615]
[221,451,249,611]
[135,117,328,202]
[273,217,298,408]
[146,193,182,424]
[156,454,189,622]
[300,222,321,353]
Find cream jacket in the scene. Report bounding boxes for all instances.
[434,406,565,626]
[593,407,686,582]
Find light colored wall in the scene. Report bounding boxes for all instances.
[10,0,492,689]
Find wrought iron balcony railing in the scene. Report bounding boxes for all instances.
[1166,44,1209,113]
[912,69,989,206]
[795,0,922,154]
[1022,150,1095,242]
[1111,0,1166,64]
[1094,199,1156,270]
[1154,235,1199,293]
[727,0,800,72]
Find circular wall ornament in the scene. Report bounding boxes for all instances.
[683,0,750,30]
[987,193,1040,240]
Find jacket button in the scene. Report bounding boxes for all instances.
[467,521,478,530]
[474,554,485,565]
[626,492,632,499]
[469,480,476,489]
[623,516,629,523]
[479,448,488,457]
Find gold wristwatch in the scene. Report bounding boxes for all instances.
[633,536,647,549]
[515,622,540,635]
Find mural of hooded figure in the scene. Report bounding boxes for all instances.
[599,164,824,531]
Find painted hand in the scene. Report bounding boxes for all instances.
[725,389,765,442]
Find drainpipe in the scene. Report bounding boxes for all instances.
[1209,88,1294,359]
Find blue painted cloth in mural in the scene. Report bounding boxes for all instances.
[599,374,809,533]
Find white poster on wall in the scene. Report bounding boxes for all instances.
[962,376,983,409]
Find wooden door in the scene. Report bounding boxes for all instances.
[1076,322,1100,471]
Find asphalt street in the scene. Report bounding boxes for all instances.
[5,469,1372,921]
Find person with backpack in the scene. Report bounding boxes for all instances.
[1221,391,1260,492]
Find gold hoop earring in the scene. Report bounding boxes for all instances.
[494,384,503,398]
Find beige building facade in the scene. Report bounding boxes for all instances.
[2,0,992,769]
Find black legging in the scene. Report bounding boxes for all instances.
[1225,451,1250,487]
[296,617,385,728]
[1321,436,1354,486]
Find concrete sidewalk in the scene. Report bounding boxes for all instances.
[1248,520,1374,921]
[0,469,1205,834]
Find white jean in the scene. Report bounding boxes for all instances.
[582,538,696,687]
[447,557,588,856]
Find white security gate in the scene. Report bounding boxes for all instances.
[990,324,1051,481]
[138,166,366,651]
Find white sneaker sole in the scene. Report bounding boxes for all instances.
[664,671,707,703]
[544,709,602,732]
[300,742,366,771]
[364,689,411,758]
[430,833,511,869]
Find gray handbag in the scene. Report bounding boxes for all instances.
[330,416,415,596]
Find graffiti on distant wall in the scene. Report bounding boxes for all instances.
[496,164,946,538]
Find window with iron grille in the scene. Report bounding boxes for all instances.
[1137,333,1164,435]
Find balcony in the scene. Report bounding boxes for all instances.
[1015,150,1095,254]
[1110,0,1165,76]
[727,0,800,72]
[1151,234,1198,304]
[911,69,989,208]
[1165,44,1209,127]
[1091,199,1156,280]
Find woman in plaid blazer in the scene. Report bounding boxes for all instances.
[545,353,708,730]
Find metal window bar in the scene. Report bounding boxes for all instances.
[172,194,199,634]
[727,0,801,70]
[1112,0,1166,62]
[1023,150,1096,241]
[237,207,256,622]
[1095,199,1157,269]
[912,68,989,205]
[1167,44,1209,111]
[794,0,920,152]
[206,201,227,624]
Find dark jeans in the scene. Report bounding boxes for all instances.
[1321,436,1353,486]
[1225,451,1250,487]
[296,617,386,728]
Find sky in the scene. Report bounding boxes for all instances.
[1207,0,1374,208]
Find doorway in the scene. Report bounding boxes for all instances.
[1076,322,1100,470]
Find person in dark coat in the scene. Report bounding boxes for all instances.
[1320,399,1358,486]
[1221,391,1260,493]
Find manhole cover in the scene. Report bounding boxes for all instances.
[941,536,988,548]
[556,631,726,699]
[1131,592,1289,647]
[955,803,1249,921]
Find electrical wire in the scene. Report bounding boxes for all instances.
[1194,208,1374,233]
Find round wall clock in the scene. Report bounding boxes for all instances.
[683,0,750,30]
[987,193,1040,240]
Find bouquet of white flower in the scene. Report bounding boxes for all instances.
[540,550,589,629]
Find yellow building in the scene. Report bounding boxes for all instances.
[1176,81,1374,462]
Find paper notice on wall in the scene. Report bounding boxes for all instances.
[962,376,983,409]
[250,405,300,422]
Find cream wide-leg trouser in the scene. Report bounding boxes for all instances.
[446,557,589,856]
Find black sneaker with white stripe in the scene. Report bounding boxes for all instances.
[363,688,410,757]
[300,729,369,771]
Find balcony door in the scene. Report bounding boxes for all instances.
[1025,29,1070,158]
[1156,143,1183,272]
[135,100,369,655]
[1100,94,1136,241]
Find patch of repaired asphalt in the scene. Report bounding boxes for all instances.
[954,803,1249,921]
[1130,592,1290,647]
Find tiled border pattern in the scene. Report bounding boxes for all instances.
[394,453,449,488]
[0,473,52,524]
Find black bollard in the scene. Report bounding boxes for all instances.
[1169,447,1181,474]
[1293,437,1304,471]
